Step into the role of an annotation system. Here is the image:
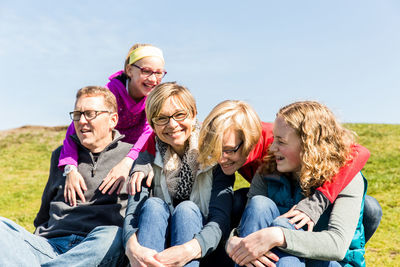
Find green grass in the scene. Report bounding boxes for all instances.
[0,126,66,230]
[346,124,400,265]
[0,123,399,265]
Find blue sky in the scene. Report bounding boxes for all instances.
[1,0,399,131]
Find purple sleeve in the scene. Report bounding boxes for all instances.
[58,122,78,168]
[125,122,153,160]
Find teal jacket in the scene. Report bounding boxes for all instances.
[264,174,367,267]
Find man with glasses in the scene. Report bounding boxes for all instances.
[0,86,132,266]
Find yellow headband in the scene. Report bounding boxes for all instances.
[128,46,165,65]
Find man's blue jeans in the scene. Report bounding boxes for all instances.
[0,216,126,266]
[136,197,203,267]
[238,196,341,267]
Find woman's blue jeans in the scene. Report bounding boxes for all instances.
[233,188,382,243]
[237,195,305,267]
[136,197,203,267]
[238,196,340,267]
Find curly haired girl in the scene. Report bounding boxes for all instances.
[227,101,367,267]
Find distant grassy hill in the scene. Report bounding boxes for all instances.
[0,124,399,265]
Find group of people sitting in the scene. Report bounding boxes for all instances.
[0,43,382,267]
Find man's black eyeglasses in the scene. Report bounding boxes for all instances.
[69,110,111,121]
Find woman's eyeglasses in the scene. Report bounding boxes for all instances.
[152,110,189,126]
[222,141,244,156]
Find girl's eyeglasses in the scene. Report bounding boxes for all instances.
[132,64,167,79]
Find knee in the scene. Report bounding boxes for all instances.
[0,217,23,233]
[271,217,296,230]
[0,217,8,231]
[91,225,121,240]
[173,201,202,221]
[174,201,201,215]
[247,195,278,213]
[363,195,382,243]
[141,197,169,216]
[364,195,383,220]
[240,196,280,227]
[0,217,15,229]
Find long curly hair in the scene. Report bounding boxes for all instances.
[259,101,356,196]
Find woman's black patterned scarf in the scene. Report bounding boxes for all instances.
[156,122,200,202]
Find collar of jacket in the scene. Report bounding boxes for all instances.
[69,129,125,154]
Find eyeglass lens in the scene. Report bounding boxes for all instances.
[70,110,108,121]
[152,111,188,125]
[132,64,166,78]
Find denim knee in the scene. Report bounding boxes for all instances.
[246,195,280,218]
[171,201,203,248]
[173,201,202,220]
[239,196,280,237]
[363,195,383,222]
[0,217,19,231]
[248,195,277,209]
[363,195,383,242]
[271,217,297,230]
[142,197,170,216]
[0,217,37,242]
[90,225,121,240]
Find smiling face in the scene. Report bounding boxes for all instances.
[218,128,248,175]
[153,96,195,156]
[269,116,302,175]
[74,95,118,153]
[125,56,165,102]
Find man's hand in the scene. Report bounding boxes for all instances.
[64,169,87,206]
[279,205,315,231]
[128,170,154,195]
[99,157,134,195]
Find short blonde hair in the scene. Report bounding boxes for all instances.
[198,100,262,167]
[260,101,355,196]
[145,82,197,129]
[76,86,117,113]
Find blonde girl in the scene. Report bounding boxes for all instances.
[59,43,166,206]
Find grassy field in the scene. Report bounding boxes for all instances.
[0,123,399,265]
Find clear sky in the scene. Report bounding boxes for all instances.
[1,0,399,131]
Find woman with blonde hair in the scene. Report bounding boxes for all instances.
[198,100,380,243]
[123,82,234,267]
[227,101,367,267]
[59,43,167,206]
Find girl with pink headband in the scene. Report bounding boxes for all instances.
[60,43,166,206]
